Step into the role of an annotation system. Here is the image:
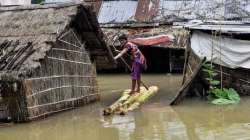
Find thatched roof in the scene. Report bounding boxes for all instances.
[0,2,114,76]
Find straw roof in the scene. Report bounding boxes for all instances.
[0,2,114,76]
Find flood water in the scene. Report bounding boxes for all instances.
[1,74,250,140]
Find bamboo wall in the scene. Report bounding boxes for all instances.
[3,29,99,122]
[27,30,99,121]
[185,47,250,97]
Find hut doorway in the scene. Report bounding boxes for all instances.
[139,46,185,73]
[0,91,10,122]
[97,46,185,73]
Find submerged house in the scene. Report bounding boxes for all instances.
[171,22,250,105]
[97,0,189,73]
[101,27,188,73]
[0,3,114,122]
[93,0,250,73]
[41,0,250,73]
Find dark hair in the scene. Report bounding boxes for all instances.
[118,33,128,41]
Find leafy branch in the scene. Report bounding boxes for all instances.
[202,61,240,105]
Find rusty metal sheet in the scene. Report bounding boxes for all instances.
[84,0,102,14]
[135,0,160,22]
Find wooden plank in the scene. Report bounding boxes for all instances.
[181,41,191,85]
[170,58,205,105]
[169,49,172,73]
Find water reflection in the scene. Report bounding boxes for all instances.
[101,105,189,140]
[0,74,250,140]
[101,101,250,140]
[102,114,135,140]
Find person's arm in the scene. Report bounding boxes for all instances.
[114,48,128,60]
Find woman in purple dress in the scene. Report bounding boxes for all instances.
[114,34,147,95]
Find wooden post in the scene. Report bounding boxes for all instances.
[170,58,206,105]
[182,39,191,85]
[169,49,172,73]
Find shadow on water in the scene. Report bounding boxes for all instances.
[0,74,250,140]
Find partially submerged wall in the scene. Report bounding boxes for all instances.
[24,31,99,121]
[183,31,250,99]
[0,3,112,122]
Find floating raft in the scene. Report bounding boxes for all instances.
[103,86,159,116]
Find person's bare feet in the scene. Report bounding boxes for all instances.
[129,90,135,95]
[135,88,140,93]
[135,90,140,93]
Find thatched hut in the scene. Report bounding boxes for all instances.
[0,2,114,122]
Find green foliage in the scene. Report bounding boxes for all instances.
[211,98,235,105]
[202,62,240,105]
[226,88,240,102]
[210,80,220,86]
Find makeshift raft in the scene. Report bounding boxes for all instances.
[103,86,159,115]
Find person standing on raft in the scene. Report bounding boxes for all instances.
[114,34,147,95]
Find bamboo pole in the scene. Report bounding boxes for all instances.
[119,86,158,115]
[103,91,130,115]
[103,86,158,116]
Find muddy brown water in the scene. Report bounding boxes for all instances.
[0,74,250,140]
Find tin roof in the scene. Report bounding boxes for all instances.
[184,21,250,34]
[96,0,250,25]
[1,0,31,5]
[98,1,138,23]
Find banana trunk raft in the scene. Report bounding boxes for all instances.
[103,86,159,115]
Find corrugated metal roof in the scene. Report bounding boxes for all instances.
[185,22,250,34]
[156,0,225,20]
[97,0,250,24]
[98,1,138,23]
[225,0,250,19]
[0,0,31,5]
